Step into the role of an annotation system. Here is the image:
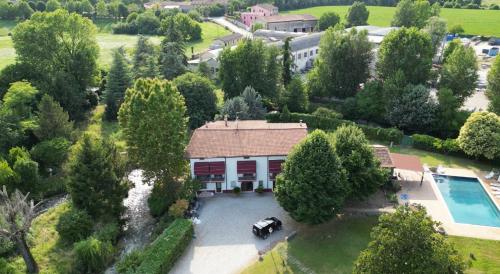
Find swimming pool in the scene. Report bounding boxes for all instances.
[433,175,500,227]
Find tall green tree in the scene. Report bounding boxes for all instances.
[105,48,132,121]
[307,28,372,98]
[218,39,281,102]
[440,44,478,104]
[2,81,38,121]
[12,10,99,120]
[275,130,348,224]
[330,125,386,199]
[318,11,340,30]
[346,1,369,27]
[282,38,292,86]
[282,77,308,113]
[353,80,386,123]
[457,112,500,160]
[354,206,466,274]
[67,134,127,219]
[435,88,467,138]
[159,40,187,80]
[391,0,438,29]
[386,84,437,133]
[132,36,158,79]
[487,56,500,115]
[219,97,249,120]
[241,86,266,119]
[34,94,73,141]
[173,72,217,129]
[45,0,60,11]
[424,16,447,54]
[118,78,188,182]
[96,0,108,17]
[377,27,433,85]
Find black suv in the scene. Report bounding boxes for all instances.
[252,217,282,239]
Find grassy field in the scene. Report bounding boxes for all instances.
[7,202,74,273]
[243,216,500,274]
[284,6,500,36]
[0,19,231,70]
[390,146,499,173]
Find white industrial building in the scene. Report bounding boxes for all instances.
[185,120,307,193]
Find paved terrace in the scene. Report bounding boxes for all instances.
[397,168,500,240]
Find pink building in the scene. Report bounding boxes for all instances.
[241,4,278,27]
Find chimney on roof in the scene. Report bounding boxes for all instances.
[205,121,208,128]
[224,115,228,127]
[235,116,239,129]
[299,119,303,127]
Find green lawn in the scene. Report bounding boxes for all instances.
[390,146,499,173]
[7,202,74,273]
[242,216,379,274]
[243,216,500,274]
[449,236,500,274]
[284,6,500,36]
[0,20,231,70]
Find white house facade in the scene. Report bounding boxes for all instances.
[185,120,307,193]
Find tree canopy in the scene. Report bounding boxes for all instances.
[318,11,340,30]
[307,28,372,98]
[391,0,439,29]
[486,54,500,115]
[105,48,132,121]
[34,94,74,141]
[67,134,127,219]
[12,10,99,120]
[440,43,478,104]
[354,206,466,274]
[275,130,348,224]
[457,112,500,160]
[218,39,281,102]
[330,125,386,199]
[173,72,217,129]
[346,1,369,27]
[377,27,433,85]
[118,78,188,182]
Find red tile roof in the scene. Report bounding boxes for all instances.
[186,120,307,158]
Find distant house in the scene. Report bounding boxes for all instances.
[187,48,225,79]
[144,0,228,12]
[254,14,318,33]
[210,33,243,49]
[241,4,279,27]
[269,32,322,72]
[185,120,307,193]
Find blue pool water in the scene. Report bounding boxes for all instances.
[433,175,500,227]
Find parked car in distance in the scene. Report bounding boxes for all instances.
[252,217,282,239]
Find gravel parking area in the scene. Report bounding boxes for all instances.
[170,193,298,274]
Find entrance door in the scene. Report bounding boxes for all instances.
[241,181,253,192]
[216,182,222,193]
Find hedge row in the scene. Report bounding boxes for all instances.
[411,134,462,155]
[135,218,193,274]
[266,112,404,144]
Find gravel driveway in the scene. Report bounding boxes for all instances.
[170,193,298,274]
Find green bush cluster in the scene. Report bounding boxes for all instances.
[266,111,404,144]
[56,208,93,244]
[122,219,193,274]
[411,134,462,154]
[73,236,114,274]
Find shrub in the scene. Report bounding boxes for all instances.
[112,21,138,34]
[73,237,114,274]
[135,219,193,274]
[148,180,181,217]
[233,186,241,194]
[116,249,144,274]
[0,258,15,274]
[412,134,463,155]
[490,4,500,9]
[255,185,264,194]
[95,222,120,244]
[312,107,343,120]
[56,208,93,244]
[0,237,14,257]
[168,199,189,218]
[443,1,453,8]
[30,137,71,171]
[358,125,404,144]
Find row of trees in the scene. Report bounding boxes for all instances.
[317,1,370,30]
[275,126,387,224]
